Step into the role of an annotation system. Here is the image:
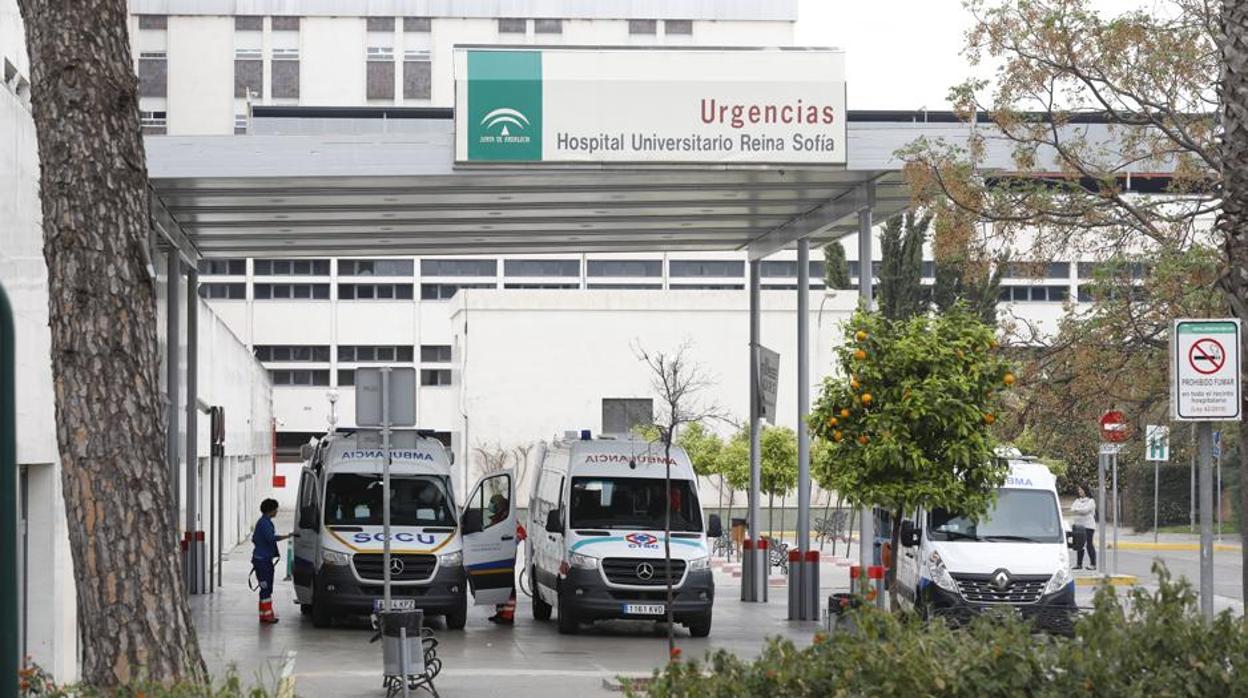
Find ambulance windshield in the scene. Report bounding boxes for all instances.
[324,474,456,527]
[569,477,702,532]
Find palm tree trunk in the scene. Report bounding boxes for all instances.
[16,0,207,686]
[1220,0,1248,602]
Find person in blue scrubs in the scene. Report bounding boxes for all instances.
[253,498,292,624]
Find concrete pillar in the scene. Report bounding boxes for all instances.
[186,267,200,594]
[793,238,812,619]
[857,191,875,578]
[745,260,764,602]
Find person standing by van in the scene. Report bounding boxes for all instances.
[1069,486,1097,570]
[253,498,293,624]
[486,493,525,625]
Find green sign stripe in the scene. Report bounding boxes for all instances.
[1177,322,1238,334]
[466,50,542,161]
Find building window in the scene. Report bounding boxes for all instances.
[762,283,828,291]
[421,259,497,277]
[997,285,1071,303]
[922,261,936,278]
[271,51,300,99]
[337,369,355,386]
[198,283,245,300]
[846,261,881,279]
[234,16,262,31]
[420,283,494,300]
[234,55,262,99]
[254,345,331,362]
[762,260,827,278]
[138,52,167,98]
[198,259,246,275]
[339,259,414,276]
[366,48,396,100]
[1003,262,1071,279]
[671,284,745,291]
[498,18,527,33]
[503,283,580,290]
[366,17,395,32]
[420,369,452,386]
[253,283,330,300]
[403,53,432,100]
[504,259,580,277]
[534,18,563,34]
[587,260,662,277]
[669,260,744,277]
[269,369,330,386]
[137,15,167,30]
[253,259,330,275]
[420,345,452,363]
[338,283,414,300]
[602,398,653,435]
[587,283,663,290]
[629,19,657,35]
[272,16,301,31]
[339,345,414,363]
[664,19,693,35]
[139,110,167,135]
[404,17,432,32]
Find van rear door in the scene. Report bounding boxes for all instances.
[461,472,518,605]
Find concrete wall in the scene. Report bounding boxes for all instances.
[167,15,233,134]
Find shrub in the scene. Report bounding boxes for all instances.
[1122,462,1193,531]
[634,565,1248,698]
[19,664,274,698]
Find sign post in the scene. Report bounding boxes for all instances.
[758,345,780,425]
[1145,425,1170,544]
[1171,319,1242,619]
[1100,411,1129,576]
[1214,431,1223,543]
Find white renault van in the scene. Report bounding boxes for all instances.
[527,437,723,636]
[292,429,519,629]
[895,456,1076,630]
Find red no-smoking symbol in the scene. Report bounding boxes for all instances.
[1189,338,1226,375]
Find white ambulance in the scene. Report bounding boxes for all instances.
[526,437,723,636]
[292,429,519,628]
[894,455,1077,630]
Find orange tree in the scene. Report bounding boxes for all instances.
[810,306,1016,598]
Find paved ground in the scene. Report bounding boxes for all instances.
[192,521,1242,696]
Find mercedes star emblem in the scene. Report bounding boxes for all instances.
[992,570,1010,590]
[636,562,655,580]
[390,558,405,575]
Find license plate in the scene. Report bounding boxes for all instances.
[374,598,416,612]
[622,603,665,615]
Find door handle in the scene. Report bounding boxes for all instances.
[501,535,514,541]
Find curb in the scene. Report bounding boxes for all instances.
[1075,574,1137,587]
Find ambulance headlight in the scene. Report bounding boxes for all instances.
[687,556,711,572]
[569,552,600,570]
[322,549,351,567]
[439,551,462,568]
[926,552,958,593]
[1044,565,1073,595]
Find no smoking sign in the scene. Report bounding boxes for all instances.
[1172,319,1242,421]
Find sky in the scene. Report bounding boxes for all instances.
[794,0,1162,111]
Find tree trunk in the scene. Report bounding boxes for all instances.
[888,509,903,610]
[16,0,207,686]
[1220,0,1248,603]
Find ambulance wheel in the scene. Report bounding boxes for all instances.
[687,612,712,638]
[311,600,333,628]
[532,568,552,621]
[556,594,579,635]
[444,594,468,630]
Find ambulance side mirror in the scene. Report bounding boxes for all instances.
[900,521,921,548]
[461,509,483,535]
[545,508,564,534]
[707,514,723,538]
[1066,530,1078,549]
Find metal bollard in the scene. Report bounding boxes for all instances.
[741,538,754,601]
[787,548,802,619]
[757,538,769,602]
[869,565,886,609]
[805,550,821,621]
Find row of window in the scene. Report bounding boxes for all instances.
[201,280,848,300]
[334,368,451,386]
[255,345,449,363]
[269,368,452,387]
[137,15,692,36]
[200,258,842,279]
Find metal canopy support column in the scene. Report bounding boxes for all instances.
[790,238,814,620]
[185,267,200,594]
[856,185,875,595]
[744,260,765,602]
[166,250,181,511]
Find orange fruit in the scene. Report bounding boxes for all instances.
[840,408,850,418]
[983,413,996,425]
[833,430,843,442]
[1003,372,1016,386]
[829,416,839,426]
[861,393,873,405]
[857,434,869,445]
[854,349,867,361]
[855,330,868,342]
[850,377,861,390]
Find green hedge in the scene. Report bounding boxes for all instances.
[635,565,1248,698]
[1122,463,1193,531]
